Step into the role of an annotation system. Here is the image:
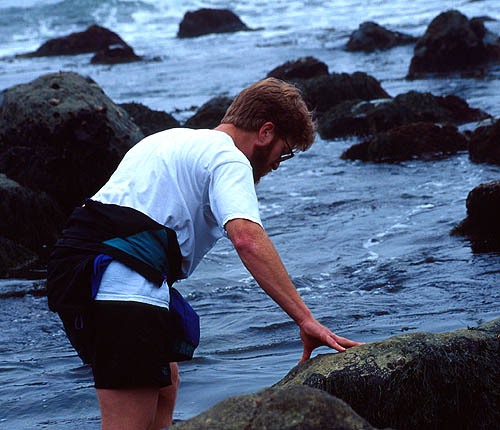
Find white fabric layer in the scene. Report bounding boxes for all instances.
[95,261,170,308]
[92,128,262,304]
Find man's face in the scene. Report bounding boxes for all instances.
[250,137,291,184]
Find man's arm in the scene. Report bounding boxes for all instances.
[225,218,362,363]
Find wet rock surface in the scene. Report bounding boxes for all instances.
[408,10,500,77]
[90,45,141,64]
[346,21,417,52]
[267,57,329,80]
[452,180,500,252]
[178,8,251,38]
[275,318,500,430]
[0,71,143,214]
[317,90,489,140]
[294,72,390,115]
[119,102,180,136]
[24,24,133,57]
[341,122,467,162]
[184,95,233,129]
[468,117,500,165]
[174,385,378,430]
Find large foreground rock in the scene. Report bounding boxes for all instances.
[275,318,500,430]
[341,122,467,162]
[452,180,500,252]
[178,8,251,38]
[468,117,500,164]
[408,10,500,77]
[24,24,134,57]
[346,21,417,52]
[0,72,144,214]
[318,90,489,140]
[174,385,377,430]
[184,95,233,129]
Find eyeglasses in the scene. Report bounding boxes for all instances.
[277,138,295,163]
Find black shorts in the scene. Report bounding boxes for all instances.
[59,301,175,389]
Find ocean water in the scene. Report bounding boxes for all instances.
[1,0,500,428]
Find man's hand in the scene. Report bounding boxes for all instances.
[298,317,363,364]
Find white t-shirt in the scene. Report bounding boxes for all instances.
[92,128,262,307]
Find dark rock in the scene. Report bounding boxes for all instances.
[341,122,467,162]
[25,24,131,57]
[468,117,500,164]
[174,385,377,430]
[184,95,233,129]
[346,21,417,52]
[267,57,329,81]
[119,103,180,136]
[452,180,500,251]
[0,173,64,253]
[276,318,500,430]
[408,10,500,77]
[178,8,250,38]
[317,90,490,140]
[0,174,64,275]
[0,237,38,277]
[0,72,144,215]
[295,72,390,115]
[91,45,141,65]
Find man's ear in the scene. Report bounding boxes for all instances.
[257,122,276,147]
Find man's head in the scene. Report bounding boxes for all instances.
[220,78,315,153]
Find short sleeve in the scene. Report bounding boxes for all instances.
[208,161,262,234]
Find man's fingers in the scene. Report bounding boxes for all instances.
[298,347,311,364]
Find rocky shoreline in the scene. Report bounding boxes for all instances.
[1,8,500,428]
[174,317,500,429]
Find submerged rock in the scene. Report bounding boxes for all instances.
[119,102,180,136]
[174,385,377,430]
[408,10,500,77]
[341,122,467,162]
[276,318,500,430]
[317,90,489,140]
[452,180,500,252]
[346,21,417,52]
[267,57,329,81]
[0,72,143,214]
[184,95,233,129]
[178,8,250,38]
[468,117,500,164]
[24,24,133,57]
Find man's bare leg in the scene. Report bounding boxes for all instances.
[152,363,179,429]
[97,363,179,430]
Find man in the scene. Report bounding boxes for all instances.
[47,78,361,429]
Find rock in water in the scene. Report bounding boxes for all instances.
[346,21,417,52]
[340,122,467,162]
[25,24,132,57]
[408,10,500,77]
[184,96,233,129]
[468,117,500,165]
[452,180,500,252]
[119,103,180,136]
[0,72,144,214]
[267,57,329,80]
[178,8,250,38]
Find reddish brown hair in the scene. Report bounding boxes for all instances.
[221,78,315,151]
